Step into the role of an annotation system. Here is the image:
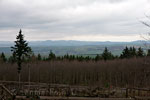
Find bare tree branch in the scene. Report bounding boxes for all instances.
[140,21,150,28]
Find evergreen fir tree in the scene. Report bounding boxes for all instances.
[64,53,69,60]
[120,46,130,58]
[68,55,75,61]
[0,52,7,62]
[102,47,113,61]
[129,47,136,57]
[11,29,32,89]
[78,56,84,61]
[131,47,137,57]
[137,47,144,57]
[85,56,90,61]
[129,47,133,57]
[95,54,101,61]
[48,50,56,60]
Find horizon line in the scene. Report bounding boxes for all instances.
[0,39,146,42]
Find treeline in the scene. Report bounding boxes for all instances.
[0,46,150,62]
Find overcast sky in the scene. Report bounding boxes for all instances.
[0,0,150,41]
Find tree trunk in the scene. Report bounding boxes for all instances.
[18,72,21,92]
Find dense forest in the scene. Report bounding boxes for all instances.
[0,46,150,88]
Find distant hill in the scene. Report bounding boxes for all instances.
[0,40,148,47]
[0,40,149,56]
[29,40,150,46]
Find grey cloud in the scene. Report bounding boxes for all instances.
[0,0,149,41]
[109,0,126,3]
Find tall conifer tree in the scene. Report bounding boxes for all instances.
[11,29,32,89]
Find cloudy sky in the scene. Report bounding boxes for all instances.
[0,0,150,41]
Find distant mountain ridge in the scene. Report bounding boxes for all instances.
[0,40,149,56]
[0,40,148,47]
